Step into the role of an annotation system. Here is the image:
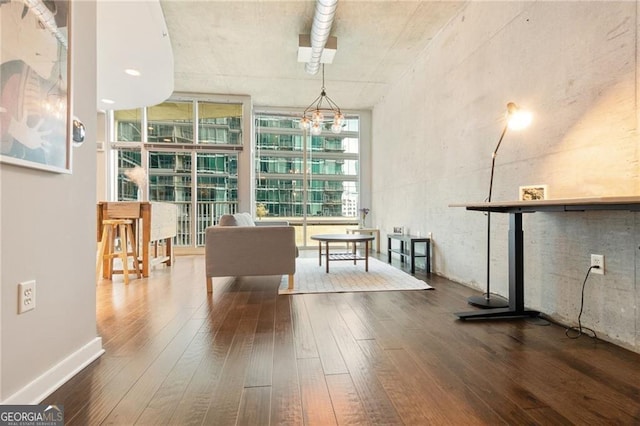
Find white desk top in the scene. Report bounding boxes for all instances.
[450,196,640,212]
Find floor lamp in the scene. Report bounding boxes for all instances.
[468,102,532,308]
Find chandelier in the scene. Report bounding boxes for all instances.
[299,65,344,135]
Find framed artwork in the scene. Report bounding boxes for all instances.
[392,226,404,234]
[519,184,548,201]
[0,0,72,173]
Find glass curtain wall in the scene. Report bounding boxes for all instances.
[110,99,243,248]
[255,113,360,246]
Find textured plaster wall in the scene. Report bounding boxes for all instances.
[372,1,639,351]
[0,2,99,399]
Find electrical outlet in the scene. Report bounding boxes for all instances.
[18,280,36,314]
[590,254,604,275]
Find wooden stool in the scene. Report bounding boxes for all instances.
[96,219,142,284]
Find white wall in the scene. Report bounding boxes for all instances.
[372,2,639,351]
[0,1,102,402]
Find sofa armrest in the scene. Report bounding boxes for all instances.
[205,226,296,278]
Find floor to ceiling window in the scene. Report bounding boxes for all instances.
[106,97,368,250]
[108,96,248,248]
[255,112,361,246]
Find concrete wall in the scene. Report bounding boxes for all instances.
[372,1,639,351]
[0,2,102,402]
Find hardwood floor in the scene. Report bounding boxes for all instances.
[44,253,640,425]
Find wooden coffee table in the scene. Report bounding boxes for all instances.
[310,234,375,273]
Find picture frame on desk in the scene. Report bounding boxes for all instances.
[519,184,548,201]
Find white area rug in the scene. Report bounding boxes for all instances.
[279,257,433,295]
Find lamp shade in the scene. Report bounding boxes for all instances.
[506,102,532,130]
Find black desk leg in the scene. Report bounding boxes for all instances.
[426,240,431,273]
[456,212,539,320]
[400,241,405,264]
[509,212,526,312]
[387,237,392,263]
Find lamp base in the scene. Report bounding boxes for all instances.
[467,294,509,309]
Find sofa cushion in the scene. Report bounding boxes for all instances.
[234,212,255,226]
[218,214,238,226]
[218,212,256,227]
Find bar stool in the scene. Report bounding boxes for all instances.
[96,219,142,284]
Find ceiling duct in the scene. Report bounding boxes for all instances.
[298,34,337,64]
[304,0,338,75]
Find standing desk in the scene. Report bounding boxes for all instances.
[450,196,640,320]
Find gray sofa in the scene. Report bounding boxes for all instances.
[205,212,297,293]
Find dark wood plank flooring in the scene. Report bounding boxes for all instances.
[44,253,640,425]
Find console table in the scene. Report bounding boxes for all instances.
[387,234,431,274]
[346,227,380,252]
[450,196,640,320]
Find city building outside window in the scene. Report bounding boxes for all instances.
[109,98,245,248]
[255,113,360,246]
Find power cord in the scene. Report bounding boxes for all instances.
[565,265,599,339]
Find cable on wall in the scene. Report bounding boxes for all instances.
[565,265,599,339]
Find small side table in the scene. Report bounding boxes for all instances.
[346,228,380,253]
[387,234,431,274]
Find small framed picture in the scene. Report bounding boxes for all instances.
[519,184,548,201]
[392,226,404,234]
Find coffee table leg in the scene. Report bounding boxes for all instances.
[318,241,322,266]
[325,241,330,273]
[365,240,369,271]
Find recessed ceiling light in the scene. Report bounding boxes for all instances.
[101,98,115,104]
[124,68,141,77]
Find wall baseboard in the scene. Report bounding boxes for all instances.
[1,337,104,405]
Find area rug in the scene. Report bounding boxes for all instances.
[279,257,433,295]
